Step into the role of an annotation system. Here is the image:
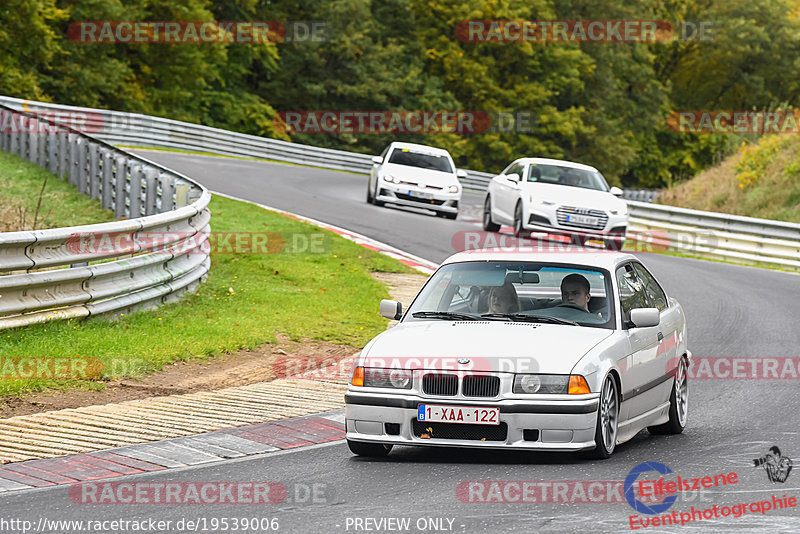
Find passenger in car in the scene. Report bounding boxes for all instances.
[560,273,592,312]
[488,281,520,314]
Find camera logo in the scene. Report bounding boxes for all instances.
[753,446,793,483]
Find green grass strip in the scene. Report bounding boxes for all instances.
[0,158,414,397]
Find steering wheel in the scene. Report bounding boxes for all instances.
[556,303,591,312]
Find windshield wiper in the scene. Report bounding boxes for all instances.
[481,313,579,326]
[412,311,482,321]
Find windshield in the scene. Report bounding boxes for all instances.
[406,261,615,329]
[388,148,453,173]
[526,164,609,192]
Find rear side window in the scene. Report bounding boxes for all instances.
[633,263,668,311]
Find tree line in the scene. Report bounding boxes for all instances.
[2,0,799,187]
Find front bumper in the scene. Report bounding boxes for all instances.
[523,207,628,240]
[345,390,599,451]
[377,183,460,214]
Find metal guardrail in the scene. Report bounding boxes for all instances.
[0,104,211,330]
[1,96,797,271]
[626,201,800,270]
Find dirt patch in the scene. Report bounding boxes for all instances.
[0,271,430,418]
[0,335,355,418]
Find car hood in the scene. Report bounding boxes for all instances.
[382,163,457,187]
[523,183,626,211]
[361,320,613,374]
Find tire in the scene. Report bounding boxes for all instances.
[371,182,385,207]
[483,197,500,231]
[347,439,393,457]
[512,202,525,238]
[649,356,688,435]
[588,374,619,459]
[366,179,374,203]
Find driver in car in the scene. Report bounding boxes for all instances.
[488,281,520,314]
[560,273,592,312]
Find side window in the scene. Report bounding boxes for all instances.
[615,264,649,324]
[633,263,668,311]
[504,162,524,178]
[379,145,390,162]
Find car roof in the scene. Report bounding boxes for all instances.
[441,249,638,271]
[513,158,599,172]
[387,142,452,157]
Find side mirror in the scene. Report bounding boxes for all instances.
[456,169,468,178]
[609,186,623,197]
[630,307,659,328]
[380,299,403,320]
[506,173,520,183]
[371,156,383,165]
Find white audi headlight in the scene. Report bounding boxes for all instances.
[382,175,400,184]
[448,185,459,193]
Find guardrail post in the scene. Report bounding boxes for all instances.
[0,110,7,152]
[57,132,68,179]
[143,167,159,215]
[174,181,190,208]
[68,135,79,186]
[114,154,128,218]
[160,174,175,212]
[48,131,58,174]
[37,129,48,168]
[8,123,18,155]
[101,148,114,210]
[88,142,101,199]
[27,127,37,163]
[129,163,144,217]
[77,138,89,194]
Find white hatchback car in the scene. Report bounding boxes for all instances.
[346,250,690,459]
[484,158,628,249]
[367,142,465,219]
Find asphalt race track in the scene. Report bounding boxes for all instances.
[3,151,799,533]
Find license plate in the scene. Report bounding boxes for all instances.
[566,214,600,225]
[418,404,500,425]
[408,189,433,200]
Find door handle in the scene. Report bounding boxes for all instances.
[657,332,664,343]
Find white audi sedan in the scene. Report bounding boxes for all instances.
[345,250,690,459]
[483,158,628,249]
[367,142,465,219]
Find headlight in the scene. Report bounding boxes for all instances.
[513,374,591,394]
[448,185,459,193]
[382,175,400,184]
[610,206,628,216]
[363,368,413,389]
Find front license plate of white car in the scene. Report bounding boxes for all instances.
[418,404,500,425]
[408,189,433,200]
[566,214,600,225]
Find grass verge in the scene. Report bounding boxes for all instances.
[0,180,414,398]
[658,135,800,223]
[0,151,115,231]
